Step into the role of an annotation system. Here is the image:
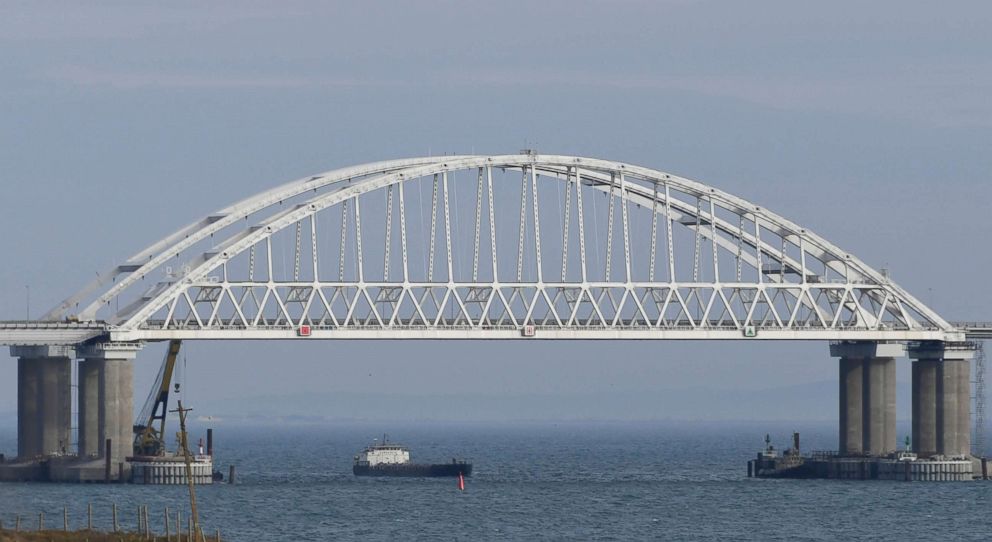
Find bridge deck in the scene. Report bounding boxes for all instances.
[0,320,958,345]
[952,322,992,340]
[0,322,108,346]
[1,320,983,346]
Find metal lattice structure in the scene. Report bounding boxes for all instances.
[41,154,958,343]
[975,342,987,455]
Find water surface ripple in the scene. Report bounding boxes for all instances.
[1,422,988,541]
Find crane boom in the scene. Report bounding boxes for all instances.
[133,339,182,456]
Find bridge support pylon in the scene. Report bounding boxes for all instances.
[831,342,903,456]
[77,342,142,479]
[11,346,73,459]
[909,342,974,458]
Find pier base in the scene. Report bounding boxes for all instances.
[2,342,142,483]
[12,346,73,460]
[78,343,140,481]
[909,342,974,458]
[749,453,974,481]
[831,342,902,456]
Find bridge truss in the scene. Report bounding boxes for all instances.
[42,154,957,343]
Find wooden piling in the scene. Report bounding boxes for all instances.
[113,503,119,532]
[38,511,44,531]
[144,505,151,539]
[15,514,20,531]
[64,506,68,531]
[88,502,93,530]
[228,465,235,484]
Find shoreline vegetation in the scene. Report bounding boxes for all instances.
[0,530,221,541]
[1,502,220,542]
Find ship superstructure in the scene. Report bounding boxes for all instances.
[355,439,411,467]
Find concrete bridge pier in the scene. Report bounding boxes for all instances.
[11,346,74,459]
[831,342,903,456]
[77,357,100,458]
[77,343,141,478]
[909,342,974,458]
[911,359,938,456]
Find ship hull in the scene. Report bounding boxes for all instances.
[353,463,472,477]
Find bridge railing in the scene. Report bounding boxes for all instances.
[951,322,992,329]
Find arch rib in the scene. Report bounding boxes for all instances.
[54,154,952,339]
[45,156,461,321]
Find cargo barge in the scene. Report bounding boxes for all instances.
[353,436,472,477]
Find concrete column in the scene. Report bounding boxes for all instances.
[78,343,140,478]
[831,342,904,458]
[38,357,72,455]
[11,346,74,460]
[936,360,958,456]
[884,358,897,453]
[839,358,863,455]
[98,358,115,460]
[938,359,971,457]
[77,359,101,458]
[16,358,40,459]
[117,358,134,459]
[863,357,896,455]
[912,360,938,456]
[910,342,975,458]
[956,359,971,456]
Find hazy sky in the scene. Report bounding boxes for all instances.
[1,1,990,420]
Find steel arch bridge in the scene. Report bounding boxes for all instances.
[34,153,962,344]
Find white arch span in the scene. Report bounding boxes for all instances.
[45,154,960,343]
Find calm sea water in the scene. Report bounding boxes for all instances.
[1,421,989,541]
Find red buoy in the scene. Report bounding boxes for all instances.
[458,472,465,491]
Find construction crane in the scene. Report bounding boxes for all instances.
[133,339,182,456]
